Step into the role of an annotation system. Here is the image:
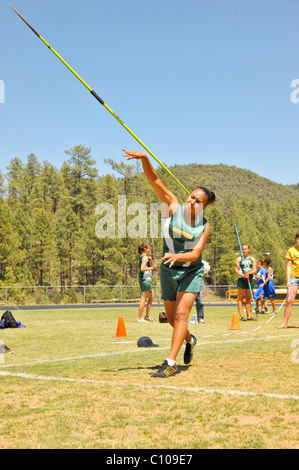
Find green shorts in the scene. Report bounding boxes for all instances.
[160,263,204,302]
[237,277,255,290]
[139,279,152,293]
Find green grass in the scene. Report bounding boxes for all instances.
[0,305,298,449]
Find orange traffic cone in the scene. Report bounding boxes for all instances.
[115,316,127,337]
[230,312,240,330]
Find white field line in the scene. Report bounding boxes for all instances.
[0,369,298,401]
[0,333,298,369]
[0,346,169,369]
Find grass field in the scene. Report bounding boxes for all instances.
[0,304,298,450]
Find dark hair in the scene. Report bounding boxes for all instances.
[264,258,271,265]
[138,243,151,255]
[196,186,216,206]
[258,259,264,264]
[295,232,299,240]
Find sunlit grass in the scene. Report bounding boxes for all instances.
[0,305,298,449]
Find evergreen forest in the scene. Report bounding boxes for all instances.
[0,145,298,302]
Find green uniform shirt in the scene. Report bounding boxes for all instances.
[139,255,153,292]
[161,204,207,270]
[238,256,254,280]
[237,256,255,290]
[160,204,208,300]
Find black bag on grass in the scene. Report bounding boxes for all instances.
[1,310,18,328]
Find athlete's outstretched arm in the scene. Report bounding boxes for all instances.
[122,149,178,209]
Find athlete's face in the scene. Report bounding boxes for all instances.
[242,245,250,258]
[184,189,208,218]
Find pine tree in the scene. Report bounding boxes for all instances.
[40,161,63,214]
[78,215,124,285]
[55,207,81,285]
[63,145,99,220]
[0,170,5,198]
[21,154,42,211]
[11,209,34,284]
[0,200,15,280]
[31,209,53,285]
[5,157,24,209]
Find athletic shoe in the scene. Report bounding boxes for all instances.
[151,360,178,378]
[183,334,197,365]
[137,318,146,323]
[4,345,14,354]
[240,316,247,321]
[144,316,153,322]
[198,318,205,323]
[247,317,257,321]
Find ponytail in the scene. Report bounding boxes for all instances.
[196,186,216,206]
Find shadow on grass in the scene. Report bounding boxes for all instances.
[106,364,192,376]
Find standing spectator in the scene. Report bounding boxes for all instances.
[262,258,277,315]
[278,232,299,328]
[195,260,210,323]
[195,289,205,323]
[254,259,267,313]
[137,242,157,322]
[234,245,257,321]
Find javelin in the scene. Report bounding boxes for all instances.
[234,224,257,316]
[9,4,191,195]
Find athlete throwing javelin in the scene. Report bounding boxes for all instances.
[122,149,215,378]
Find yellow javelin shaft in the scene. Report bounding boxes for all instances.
[9,4,191,195]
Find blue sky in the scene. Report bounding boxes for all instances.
[1,0,298,185]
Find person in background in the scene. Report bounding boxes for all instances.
[195,288,205,323]
[195,260,210,323]
[262,258,277,315]
[234,245,257,321]
[137,242,157,322]
[278,232,299,328]
[254,259,267,314]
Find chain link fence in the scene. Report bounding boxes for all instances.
[0,284,291,307]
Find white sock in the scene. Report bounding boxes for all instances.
[166,358,176,367]
[188,336,194,345]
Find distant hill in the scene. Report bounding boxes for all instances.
[160,162,298,203]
